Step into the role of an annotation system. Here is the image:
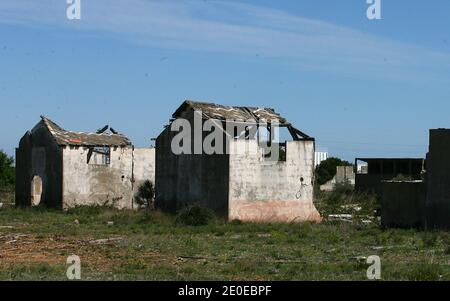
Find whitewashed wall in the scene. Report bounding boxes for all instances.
[228,140,321,222]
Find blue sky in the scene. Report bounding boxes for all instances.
[1,0,450,161]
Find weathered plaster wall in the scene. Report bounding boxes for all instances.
[426,129,450,229]
[155,125,229,215]
[15,132,32,207]
[133,148,155,185]
[320,165,355,192]
[336,166,355,185]
[155,126,179,211]
[15,122,63,208]
[62,146,134,209]
[228,140,321,222]
[381,181,426,228]
[132,147,155,207]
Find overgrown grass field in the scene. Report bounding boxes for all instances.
[0,191,449,281]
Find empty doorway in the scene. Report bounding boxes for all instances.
[31,175,42,206]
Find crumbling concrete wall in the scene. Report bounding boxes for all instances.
[426,129,450,229]
[15,122,63,208]
[62,146,134,209]
[15,132,32,207]
[16,118,156,210]
[320,165,355,191]
[155,124,229,215]
[133,148,155,185]
[355,174,393,195]
[228,140,321,222]
[381,181,426,228]
[336,166,355,185]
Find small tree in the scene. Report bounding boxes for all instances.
[134,180,155,209]
[315,157,352,186]
[175,204,216,226]
[0,150,15,190]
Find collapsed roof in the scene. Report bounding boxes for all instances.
[174,100,289,124]
[172,100,313,141]
[39,116,131,147]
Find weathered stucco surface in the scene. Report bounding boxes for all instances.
[155,123,229,214]
[16,122,63,208]
[156,101,321,222]
[63,146,134,209]
[62,146,155,209]
[228,140,321,222]
[17,117,156,210]
[133,148,155,185]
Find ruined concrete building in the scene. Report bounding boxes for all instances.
[156,100,321,222]
[425,129,450,229]
[381,129,450,229]
[16,116,155,209]
[355,158,425,195]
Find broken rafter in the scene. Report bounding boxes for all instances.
[288,125,314,141]
[96,125,109,134]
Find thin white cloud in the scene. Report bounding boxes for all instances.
[1,0,449,82]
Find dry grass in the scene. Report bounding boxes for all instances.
[0,198,449,280]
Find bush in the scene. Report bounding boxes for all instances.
[134,180,155,209]
[420,232,439,247]
[406,263,445,281]
[229,219,243,226]
[315,157,353,186]
[445,246,450,255]
[333,181,354,195]
[175,204,216,226]
[0,150,15,191]
[315,187,380,218]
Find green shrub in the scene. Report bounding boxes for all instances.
[229,219,243,226]
[134,180,155,209]
[421,232,439,247]
[315,187,380,218]
[333,181,354,195]
[0,150,14,191]
[407,263,444,281]
[315,157,353,186]
[175,204,216,226]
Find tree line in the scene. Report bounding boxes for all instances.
[0,150,15,191]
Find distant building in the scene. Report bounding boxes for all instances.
[314,151,328,167]
[357,164,368,174]
[320,165,355,191]
[15,116,155,209]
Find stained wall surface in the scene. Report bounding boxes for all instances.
[15,122,63,208]
[228,140,321,222]
[62,146,155,209]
